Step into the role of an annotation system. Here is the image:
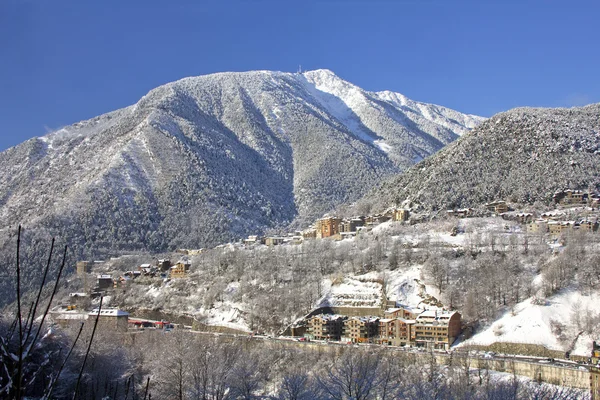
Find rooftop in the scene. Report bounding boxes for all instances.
[89,308,129,317]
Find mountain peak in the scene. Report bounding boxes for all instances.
[0,69,483,263]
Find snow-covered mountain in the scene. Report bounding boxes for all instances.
[356,103,600,213]
[0,69,482,260]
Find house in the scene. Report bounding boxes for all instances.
[76,261,91,276]
[377,318,396,345]
[377,318,416,346]
[540,211,565,221]
[342,317,379,343]
[68,292,89,306]
[447,208,473,218]
[392,208,410,222]
[51,307,88,328]
[339,217,365,233]
[413,310,461,350]
[97,275,113,290]
[548,221,575,237]
[593,341,600,363]
[316,217,342,238]
[365,214,391,227]
[384,306,421,320]
[515,213,533,224]
[265,236,285,246]
[302,229,317,240]
[244,235,263,246]
[307,314,347,340]
[485,201,508,214]
[337,218,364,234]
[554,189,588,205]
[138,264,154,275]
[158,259,172,271]
[88,308,129,331]
[527,219,549,234]
[579,220,598,232]
[170,261,191,279]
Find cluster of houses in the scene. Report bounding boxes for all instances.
[76,259,194,297]
[307,306,461,350]
[553,189,600,207]
[445,196,600,239]
[243,208,410,247]
[526,215,598,237]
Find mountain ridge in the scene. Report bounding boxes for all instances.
[353,102,600,214]
[0,69,483,262]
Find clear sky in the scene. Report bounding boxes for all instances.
[1,0,599,152]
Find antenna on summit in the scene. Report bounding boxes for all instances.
[297,65,302,74]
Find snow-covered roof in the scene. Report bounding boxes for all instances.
[140,263,151,268]
[312,314,345,321]
[89,308,129,317]
[97,274,112,279]
[386,307,402,313]
[55,313,88,320]
[347,316,379,323]
[417,310,457,321]
[418,310,438,318]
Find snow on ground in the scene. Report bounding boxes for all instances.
[319,274,382,308]
[317,263,445,311]
[386,266,444,310]
[461,288,600,355]
[198,301,250,333]
[374,139,392,153]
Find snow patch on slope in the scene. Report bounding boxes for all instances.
[461,288,600,355]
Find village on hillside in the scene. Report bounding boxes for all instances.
[45,189,600,371]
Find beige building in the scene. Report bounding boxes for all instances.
[265,237,285,246]
[342,317,379,343]
[548,221,574,237]
[392,208,410,222]
[378,318,416,346]
[413,310,461,350]
[515,213,533,224]
[88,308,129,331]
[170,261,191,278]
[302,229,317,240]
[554,189,587,205]
[592,366,600,400]
[485,201,508,214]
[339,217,365,233]
[316,217,342,238]
[527,219,549,234]
[307,314,346,340]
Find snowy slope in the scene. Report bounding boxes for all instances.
[0,69,482,255]
[358,103,600,213]
[461,288,600,356]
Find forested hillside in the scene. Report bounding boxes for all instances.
[353,104,600,214]
[0,69,482,307]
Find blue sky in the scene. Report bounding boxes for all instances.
[1,1,599,151]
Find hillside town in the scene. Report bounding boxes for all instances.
[37,189,600,400]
